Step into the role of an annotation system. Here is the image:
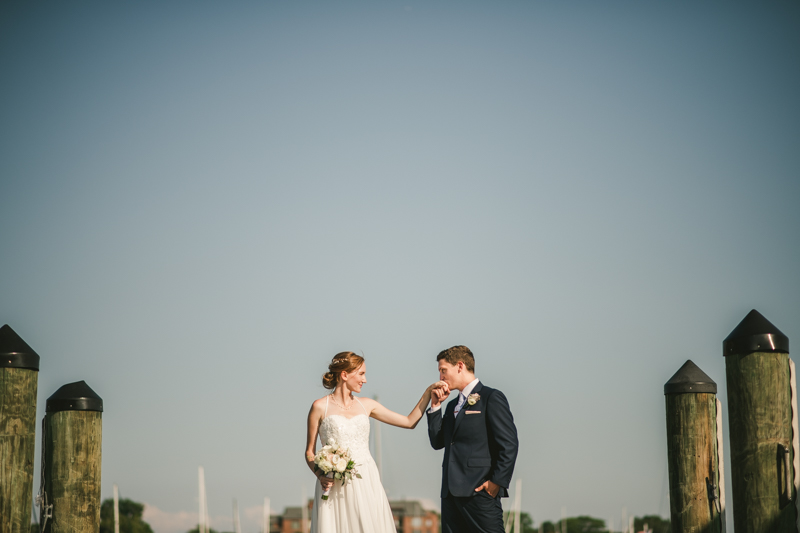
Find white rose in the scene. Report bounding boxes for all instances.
[336,458,348,472]
[318,459,333,473]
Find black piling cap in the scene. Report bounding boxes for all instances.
[46,381,103,413]
[723,309,789,356]
[664,360,717,395]
[0,324,40,370]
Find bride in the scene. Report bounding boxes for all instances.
[305,351,447,533]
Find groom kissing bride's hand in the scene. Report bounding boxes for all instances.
[305,351,457,533]
[427,345,519,533]
[431,383,450,407]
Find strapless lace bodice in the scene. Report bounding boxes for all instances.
[319,414,371,462]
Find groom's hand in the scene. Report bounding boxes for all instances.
[475,480,500,498]
[431,385,449,409]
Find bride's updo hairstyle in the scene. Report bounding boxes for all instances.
[322,352,365,390]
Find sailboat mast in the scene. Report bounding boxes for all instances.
[198,466,210,533]
[113,484,120,533]
[233,499,241,533]
[199,467,206,533]
[622,507,627,533]
[263,497,270,533]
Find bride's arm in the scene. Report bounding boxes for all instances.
[305,401,322,472]
[366,382,449,429]
[305,400,334,490]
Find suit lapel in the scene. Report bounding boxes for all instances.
[452,381,482,438]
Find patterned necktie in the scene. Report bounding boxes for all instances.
[454,393,466,416]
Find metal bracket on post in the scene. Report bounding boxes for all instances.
[786,447,794,503]
[37,416,52,533]
[36,491,52,533]
[707,473,721,515]
[778,443,794,508]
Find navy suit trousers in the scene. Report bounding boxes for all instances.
[442,491,505,533]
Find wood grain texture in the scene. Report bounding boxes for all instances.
[726,351,797,533]
[43,411,102,533]
[665,392,722,533]
[0,367,38,533]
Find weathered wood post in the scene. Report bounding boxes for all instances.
[664,359,724,533]
[724,309,796,532]
[40,381,103,533]
[0,325,40,533]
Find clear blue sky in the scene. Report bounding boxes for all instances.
[2,2,799,532]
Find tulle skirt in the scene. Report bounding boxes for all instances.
[310,454,396,533]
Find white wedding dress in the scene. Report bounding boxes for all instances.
[310,396,396,533]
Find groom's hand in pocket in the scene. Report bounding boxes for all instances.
[474,480,500,498]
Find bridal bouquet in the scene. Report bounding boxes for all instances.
[314,439,361,500]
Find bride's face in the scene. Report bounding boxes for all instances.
[341,363,367,393]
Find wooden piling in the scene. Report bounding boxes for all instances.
[664,359,723,533]
[724,309,796,533]
[0,325,40,533]
[41,381,103,533]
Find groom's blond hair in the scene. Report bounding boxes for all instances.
[436,345,475,373]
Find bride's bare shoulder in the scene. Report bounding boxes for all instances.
[357,396,378,410]
[309,396,329,414]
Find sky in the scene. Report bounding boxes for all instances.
[1,2,799,532]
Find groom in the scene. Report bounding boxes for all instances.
[427,345,519,533]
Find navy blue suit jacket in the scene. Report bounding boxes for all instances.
[427,382,519,498]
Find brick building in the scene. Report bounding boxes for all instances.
[390,500,439,533]
[268,499,312,533]
[271,499,439,533]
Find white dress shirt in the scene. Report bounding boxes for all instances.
[429,377,480,414]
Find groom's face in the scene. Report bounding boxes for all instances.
[438,360,459,390]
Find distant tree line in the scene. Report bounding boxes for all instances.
[28,501,668,533]
[30,497,156,533]
[99,497,154,533]
[502,512,537,533]
[502,513,670,533]
[633,515,670,533]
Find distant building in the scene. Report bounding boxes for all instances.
[271,499,439,533]
[390,499,439,533]
[269,499,312,533]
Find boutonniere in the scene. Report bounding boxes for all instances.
[467,393,480,406]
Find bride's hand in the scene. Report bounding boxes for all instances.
[317,472,334,491]
[429,381,449,394]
